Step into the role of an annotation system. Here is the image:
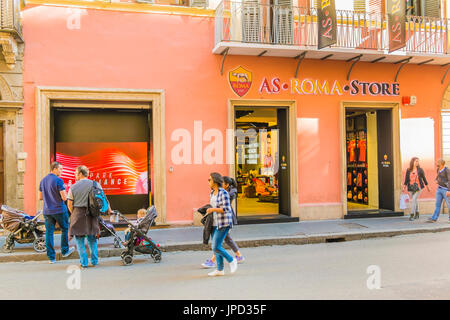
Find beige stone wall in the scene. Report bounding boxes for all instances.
[0,40,24,210]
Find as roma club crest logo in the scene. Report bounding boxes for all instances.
[229,66,252,97]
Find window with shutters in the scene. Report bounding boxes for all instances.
[423,0,440,18]
[189,0,207,7]
[442,110,450,164]
[272,0,293,44]
[242,0,261,42]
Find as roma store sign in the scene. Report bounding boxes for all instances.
[227,66,400,97]
[259,77,400,96]
[56,142,149,195]
[318,0,337,49]
[387,0,406,52]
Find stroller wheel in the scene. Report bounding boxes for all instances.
[2,238,14,252]
[113,238,121,248]
[122,254,133,266]
[2,234,15,252]
[33,237,46,253]
[152,251,162,263]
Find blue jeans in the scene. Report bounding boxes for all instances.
[44,212,70,261]
[211,226,233,271]
[432,187,450,220]
[75,235,98,267]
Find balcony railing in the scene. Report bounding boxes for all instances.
[0,0,21,37]
[215,0,450,55]
[134,0,209,8]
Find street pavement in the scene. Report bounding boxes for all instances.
[1,231,450,299]
[2,214,450,262]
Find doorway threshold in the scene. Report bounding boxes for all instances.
[345,209,404,219]
[237,214,299,225]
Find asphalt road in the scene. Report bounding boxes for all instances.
[1,231,450,300]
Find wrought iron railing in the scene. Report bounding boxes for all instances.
[136,0,209,8]
[215,0,450,55]
[0,0,21,36]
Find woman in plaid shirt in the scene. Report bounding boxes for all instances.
[205,172,238,276]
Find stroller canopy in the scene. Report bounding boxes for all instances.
[1,205,28,233]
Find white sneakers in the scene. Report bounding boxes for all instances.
[208,270,225,277]
[208,258,237,277]
[62,247,75,258]
[229,258,238,274]
[208,258,238,276]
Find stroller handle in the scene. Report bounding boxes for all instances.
[32,211,43,221]
[112,210,131,223]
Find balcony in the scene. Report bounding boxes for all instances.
[214,0,450,67]
[121,0,209,8]
[0,0,22,69]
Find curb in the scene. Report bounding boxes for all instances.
[1,225,450,263]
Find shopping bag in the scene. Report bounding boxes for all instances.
[399,193,410,210]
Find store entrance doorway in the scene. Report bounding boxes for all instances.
[345,108,395,216]
[234,106,291,221]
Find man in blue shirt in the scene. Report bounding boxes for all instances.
[39,161,74,263]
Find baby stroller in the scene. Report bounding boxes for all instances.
[98,215,121,248]
[112,206,162,266]
[0,205,46,253]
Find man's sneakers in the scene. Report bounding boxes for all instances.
[229,258,238,274]
[62,247,75,258]
[208,270,225,277]
[49,260,56,264]
[201,259,215,268]
[427,218,437,223]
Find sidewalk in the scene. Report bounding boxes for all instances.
[1,214,450,263]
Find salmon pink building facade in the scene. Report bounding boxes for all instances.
[15,0,450,225]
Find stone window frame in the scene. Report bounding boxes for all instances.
[35,87,167,224]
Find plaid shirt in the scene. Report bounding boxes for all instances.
[210,188,233,229]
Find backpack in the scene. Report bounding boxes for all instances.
[87,181,109,218]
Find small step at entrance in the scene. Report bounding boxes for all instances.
[237,214,299,225]
[345,210,404,219]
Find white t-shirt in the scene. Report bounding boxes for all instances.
[210,192,218,227]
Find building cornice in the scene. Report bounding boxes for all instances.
[25,0,215,17]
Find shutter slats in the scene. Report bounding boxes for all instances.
[424,0,440,18]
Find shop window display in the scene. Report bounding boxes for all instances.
[346,115,369,208]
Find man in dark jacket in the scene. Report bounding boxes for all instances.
[67,165,101,268]
[428,159,450,222]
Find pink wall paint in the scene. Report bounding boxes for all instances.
[23,4,449,221]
